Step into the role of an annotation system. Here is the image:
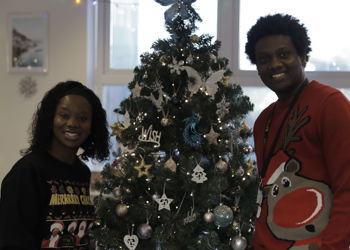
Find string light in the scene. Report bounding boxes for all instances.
[75,0,81,4]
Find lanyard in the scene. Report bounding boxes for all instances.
[261,80,308,179]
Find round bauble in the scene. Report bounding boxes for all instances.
[115,203,128,216]
[231,235,247,250]
[137,223,153,239]
[215,159,228,173]
[203,211,215,223]
[213,204,233,227]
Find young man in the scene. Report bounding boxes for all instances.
[245,14,350,249]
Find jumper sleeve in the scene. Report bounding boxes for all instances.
[318,92,350,249]
[0,162,42,249]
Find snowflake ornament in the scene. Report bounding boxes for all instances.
[216,96,230,119]
[168,57,185,75]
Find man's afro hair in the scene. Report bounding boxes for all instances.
[245,13,312,64]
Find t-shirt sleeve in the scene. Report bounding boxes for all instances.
[0,161,43,249]
[318,91,350,249]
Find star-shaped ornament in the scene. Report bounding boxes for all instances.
[134,158,152,178]
[110,121,126,138]
[204,126,220,145]
[155,193,173,211]
[132,82,142,98]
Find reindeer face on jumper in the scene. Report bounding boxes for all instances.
[264,158,333,241]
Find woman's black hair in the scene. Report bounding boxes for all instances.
[24,80,110,161]
[245,13,312,64]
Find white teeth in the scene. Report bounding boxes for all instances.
[272,73,285,79]
[65,132,78,138]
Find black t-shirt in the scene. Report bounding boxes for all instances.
[0,151,95,250]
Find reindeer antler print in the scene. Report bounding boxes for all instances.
[282,104,310,155]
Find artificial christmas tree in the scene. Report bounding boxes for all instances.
[93,0,259,249]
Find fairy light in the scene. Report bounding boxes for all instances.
[75,0,81,4]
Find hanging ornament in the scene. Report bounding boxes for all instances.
[164,156,177,172]
[168,57,185,75]
[19,76,37,98]
[161,117,173,126]
[221,76,231,87]
[155,193,173,211]
[110,158,126,177]
[231,235,247,250]
[110,121,126,138]
[186,54,194,64]
[204,126,220,145]
[171,95,180,104]
[123,111,131,128]
[191,164,208,183]
[123,234,139,250]
[213,204,233,227]
[190,34,200,42]
[183,112,203,148]
[112,186,122,198]
[183,194,197,225]
[115,203,128,216]
[246,159,255,176]
[235,166,245,177]
[137,223,153,240]
[131,82,142,98]
[203,211,215,223]
[209,53,218,63]
[231,221,240,231]
[138,125,162,148]
[183,66,225,98]
[215,159,228,173]
[134,157,153,178]
[216,96,230,119]
[145,88,164,112]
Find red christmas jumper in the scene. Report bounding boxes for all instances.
[252,81,350,249]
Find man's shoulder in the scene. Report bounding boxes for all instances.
[309,80,340,95]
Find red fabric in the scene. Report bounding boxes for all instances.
[252,81,350,250]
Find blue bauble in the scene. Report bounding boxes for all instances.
[213,204,233,227]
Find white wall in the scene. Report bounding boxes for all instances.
[0,0,88,185]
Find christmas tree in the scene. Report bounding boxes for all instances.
[92,0,259,249]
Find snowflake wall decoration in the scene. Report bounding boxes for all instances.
[19,76,37,98]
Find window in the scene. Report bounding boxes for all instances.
[108,0,217,70]
[239,0,350,72]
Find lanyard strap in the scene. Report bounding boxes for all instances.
[261,80,308,179]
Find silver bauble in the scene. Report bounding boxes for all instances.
[215,159,228,172]
[115,203,128,216]
[213,204,233,227]
[231,235,247,250]
[137,223,153,239]
[203,211,215,223]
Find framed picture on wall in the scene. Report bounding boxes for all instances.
[7,12,49,73]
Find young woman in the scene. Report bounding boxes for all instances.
[0,81,110,250]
